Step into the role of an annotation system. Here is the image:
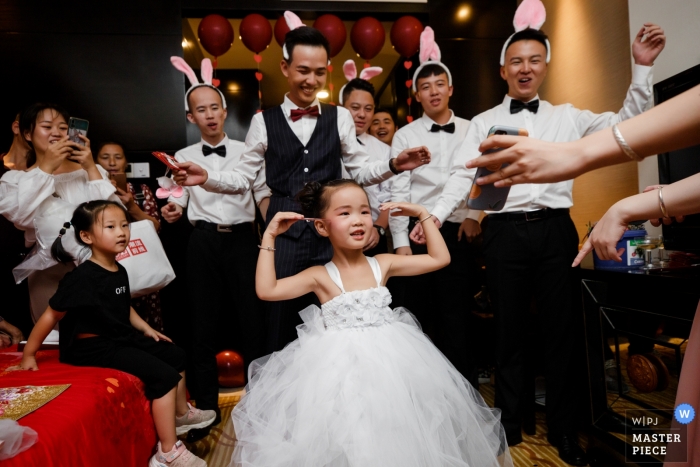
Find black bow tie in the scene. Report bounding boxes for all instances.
[510,99,539,114]
[430,122,455,134]
[202,145,226,157]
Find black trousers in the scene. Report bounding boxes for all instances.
[187,223,264,411]
[483,213,580,438]
[403,221,480,388]
[265,226,333,353]
[62,335,186,400]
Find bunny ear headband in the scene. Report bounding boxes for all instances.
[411,27,452,92]
[499,0,550,66]
[281,11,331,65]
[171,57,227,111]
[338,60,383,105]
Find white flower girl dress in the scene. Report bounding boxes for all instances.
[230,256,513,467]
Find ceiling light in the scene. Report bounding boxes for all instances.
[317,91,329,99]
[182,39,189,48]
[457,5,472,21]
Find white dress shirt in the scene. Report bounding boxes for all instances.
[357,132,392,221]
[389,111,474,249]
[169,135,271,225]
[432,65,655,223]
[0,165,116,246]
[200,95,395,195]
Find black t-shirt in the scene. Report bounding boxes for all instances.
[50,260,137,353]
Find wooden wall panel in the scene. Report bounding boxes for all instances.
[539,0,639,240]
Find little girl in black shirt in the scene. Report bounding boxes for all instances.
[14,200,212,467]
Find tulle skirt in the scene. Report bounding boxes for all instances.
[230,306,513,467]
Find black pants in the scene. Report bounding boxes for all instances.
[187,223,264,411]
[62,334,186,400]
[483,213,580,438]
[403,221,480,388]
[266,226,333,353]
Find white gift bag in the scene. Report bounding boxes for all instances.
[117,220,175,297]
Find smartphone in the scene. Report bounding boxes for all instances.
[111,172,128,192]
[68,117,89,146]
[467,125,529,211]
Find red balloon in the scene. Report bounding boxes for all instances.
[216,350,245,388]
[350,17,385,61]
[198,14,234,57]
[240,14,272,54]
[274,16,290,47]
[390,16,424,57]
[313,14,347,58]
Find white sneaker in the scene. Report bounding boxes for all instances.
[148,440,206,467]
[175,403,217,435]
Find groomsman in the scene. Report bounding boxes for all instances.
[341,76,392,255]
[390,46,481,388]
[427,20,666,465]
[161,83,271,441]
[173,21,430,353]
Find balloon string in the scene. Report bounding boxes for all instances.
[258,60,262,112]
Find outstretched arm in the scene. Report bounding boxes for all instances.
[378,202,450,279]
[255,212,319,301]
[11,307,65,371]
[470,83,700,187]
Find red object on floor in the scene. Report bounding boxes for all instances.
[0,347,156,466]
[216,350,245,387]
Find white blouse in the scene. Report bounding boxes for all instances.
[0,165,117,246]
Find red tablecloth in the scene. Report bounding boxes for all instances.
[0,347,156,466]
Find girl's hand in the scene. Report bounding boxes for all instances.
[40,136,74,173]
[380,202,428,219]
[67,135,96,171]
[8,355,39,371]
[572,204,628,267]
[144,327,172,343]
[265,212,304,238]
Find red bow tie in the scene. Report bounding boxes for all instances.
[290,105,320,122]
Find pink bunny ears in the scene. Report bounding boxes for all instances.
[338,60,383,104]
[411,27,452,92]
[282,11,306,61]
[499,0,551,66]
[171,56,227,111]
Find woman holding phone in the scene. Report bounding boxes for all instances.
[95,142,164,331]
[0,102,117,334]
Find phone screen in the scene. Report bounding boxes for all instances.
[68,118,89,146]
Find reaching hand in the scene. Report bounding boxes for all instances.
[0,334,11,349]
[469,136,585,186]
[393,146,431,172]
[161,202,183,223]
[380,202,428,219]
[144,327,172,343]
[632,23,666,66]
[115,187,136,209]
[363,227,380,251]
[642,185,685,226]
[265,212,304,238]
[457,218,481,242]
[173,161,208,186]
[8,355,39,372]
[572,205,628,266]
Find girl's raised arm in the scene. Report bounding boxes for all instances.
[379,202,450,278]
[256,212,319,301]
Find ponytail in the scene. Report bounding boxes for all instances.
[51,222,74,263]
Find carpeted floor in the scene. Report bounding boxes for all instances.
[185,384,585,467]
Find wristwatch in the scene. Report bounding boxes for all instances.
[373,225,386,236]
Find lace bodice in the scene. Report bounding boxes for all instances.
[321,257,394,330]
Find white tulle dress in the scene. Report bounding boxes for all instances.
[230,256,513,467]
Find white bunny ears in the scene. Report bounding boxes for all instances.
[171,57,227,111]
[411,27,452,92]
[499,0,551,66]
[338,60,383,105]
